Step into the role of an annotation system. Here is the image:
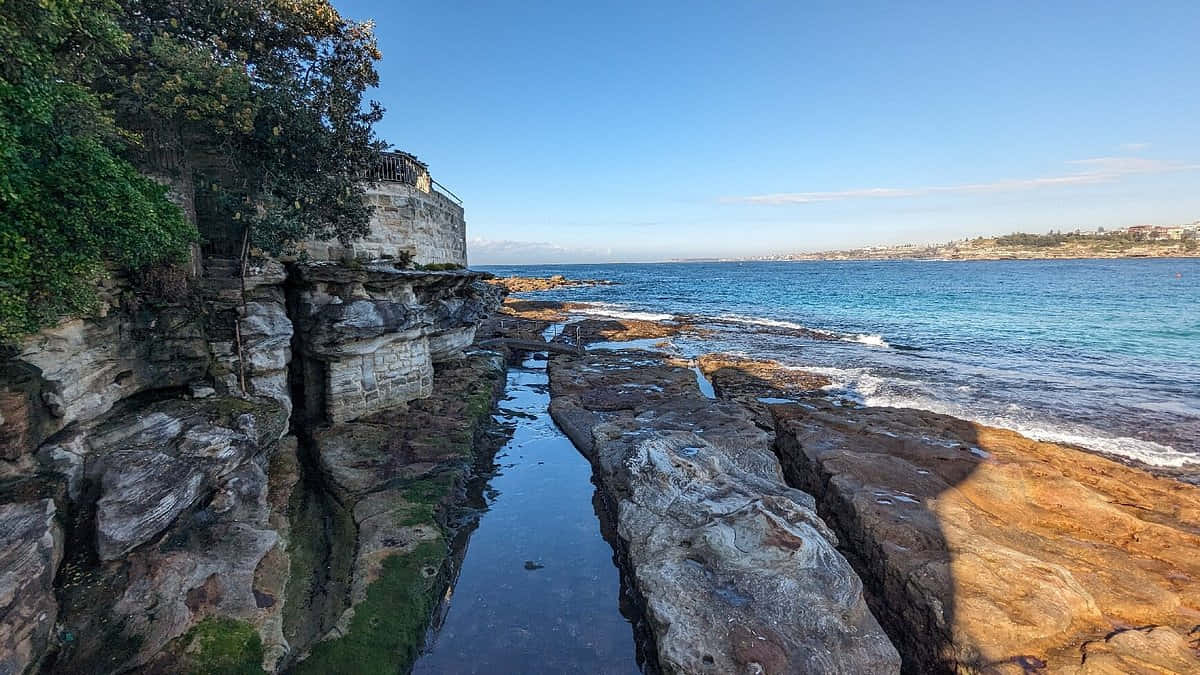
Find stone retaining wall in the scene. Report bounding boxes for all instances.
[302,182,467,266]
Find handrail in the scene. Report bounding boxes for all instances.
[372,151,427,184]
[370,150,462,206]
[431,179,463,206]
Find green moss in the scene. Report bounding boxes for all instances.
[396,502,437,528]
[294,541,447,674]
[180,617,264,675]
[415,262,464,271]
[282,472,357,651]
[403,474,453,505]
[392,474,457,527]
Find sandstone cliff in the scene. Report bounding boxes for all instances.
[0,257,502,674]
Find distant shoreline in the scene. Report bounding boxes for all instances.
[478,255,1200,266]
[729,252,1200,263]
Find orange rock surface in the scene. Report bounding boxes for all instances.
[772,401,1200,674]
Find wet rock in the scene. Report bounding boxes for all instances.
[548,349,900,674]
[557,317,688,347]
[0,499,62,675]
[294,351,506,673]
[694,353,831,429]
[771,401,1200,673]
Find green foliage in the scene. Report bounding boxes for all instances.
[416,262,465,271]
[180,617,265,675]
[102,0,387,254]
[0,0,196,343]
[295,542,446,674]
[993,230,1182,250]
[994,232,1071,247]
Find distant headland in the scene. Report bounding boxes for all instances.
[711,222,1200,262]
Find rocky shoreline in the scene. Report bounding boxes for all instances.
[4,264,1198,673]
[484,274,617,294]
[493,293,1200,674]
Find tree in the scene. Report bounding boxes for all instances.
[0,0,195,343]
[100,0,386,254]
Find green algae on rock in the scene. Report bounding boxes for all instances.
[177,617,265,675]
[290,352,506,673]
[296,542,446,674]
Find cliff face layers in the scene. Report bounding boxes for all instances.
[0,258,501,674]
[288,261,494,424]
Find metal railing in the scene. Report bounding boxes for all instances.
[371,151,428,185]
[431,179,463,206]
[371,150,463,206]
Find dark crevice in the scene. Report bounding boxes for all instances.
[279,280,357,669]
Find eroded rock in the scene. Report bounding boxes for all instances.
[289,261,500,423]
[771,401,1200,673]
[0,499,62,675]
[46,395,290,672]
[548,349,900,674]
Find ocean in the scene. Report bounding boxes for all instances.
[478,258,1200,467]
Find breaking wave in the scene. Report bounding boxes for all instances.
[574,304,677,322]
[713,314,891,348]
[807,366,1198,468]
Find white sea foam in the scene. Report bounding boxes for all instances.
[716,314,891,347]
[586,337,675,352]
[851,333,890,348]
[575,304,676,322]
[716,314,814,332]
[808,366,1199,468]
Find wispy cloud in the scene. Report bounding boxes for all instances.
[1119,142,1150,152]
[467,237,614,264]
[726,157,1198,205]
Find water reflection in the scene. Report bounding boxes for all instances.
[412,357,646,674]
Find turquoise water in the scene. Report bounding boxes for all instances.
[480,259,1200,466]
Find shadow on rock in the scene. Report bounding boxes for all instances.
[770,399,1200,674]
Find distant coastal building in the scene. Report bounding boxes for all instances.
[1125,224,1186,241]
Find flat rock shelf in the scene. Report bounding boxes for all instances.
[412,354,648,674]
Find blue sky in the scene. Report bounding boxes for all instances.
[336,1,1200,263]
